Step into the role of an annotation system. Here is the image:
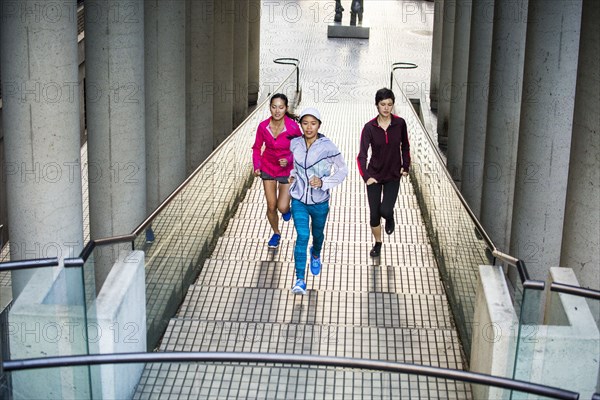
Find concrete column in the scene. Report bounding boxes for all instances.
[436,0,456,148]
[85,0,146,290]
[213,0,235,146]
[233,0,249,126]
[1,0,84,298]
[0,114,7,248]
[145,0,187,211]
[248,0,261,105]
[479,0,528,251]
[445,1,472,184]
[510,0,583,279]
[186,0,214,174]
[560,0,600,321]
[461,1,495,218]
[429,0,444,111]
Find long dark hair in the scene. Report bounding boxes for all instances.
[270,93,299,121]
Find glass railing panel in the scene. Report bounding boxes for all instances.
[511,286,543,400]
[4,263,92,399]
[391,80,491,357]
[513,290,600,399]
[137,195,189,349]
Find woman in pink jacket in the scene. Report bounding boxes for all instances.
[252,93,302,248]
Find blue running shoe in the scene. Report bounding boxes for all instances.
[309,246,322,275]
[291,279,306,295]
[282,210,292,222]
[268,233,281,248]
[145,227,155,244]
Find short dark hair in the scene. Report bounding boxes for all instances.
[375,88,395,105]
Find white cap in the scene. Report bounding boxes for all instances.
[299,107,322,124]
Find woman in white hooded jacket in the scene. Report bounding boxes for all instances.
[288,107,348,295]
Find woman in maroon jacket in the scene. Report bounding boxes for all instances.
[357,88,411,257]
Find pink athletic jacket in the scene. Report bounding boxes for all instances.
[252,115,302,178]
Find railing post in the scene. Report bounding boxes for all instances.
[273,58,300,93]
[390,62,418,90]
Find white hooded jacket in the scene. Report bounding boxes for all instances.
[289,134,348,204]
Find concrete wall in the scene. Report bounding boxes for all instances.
[470,265,518,400]
[90,250,147,400]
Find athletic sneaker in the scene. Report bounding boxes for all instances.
[370,242,382,257]
[145,227,155,244]
[309,246,322,275]
[282,210,292,222]
[385,217,395,235]
[268,233,281,248]
[291,279,307,295]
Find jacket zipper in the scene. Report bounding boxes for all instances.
[304,140,311,203]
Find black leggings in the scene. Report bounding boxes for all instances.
[366,180,400,227]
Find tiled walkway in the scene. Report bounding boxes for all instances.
[134,1,471,399]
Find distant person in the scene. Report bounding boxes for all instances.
[288,108,348,295]
[357,88,411,258]
[334,0,364,25]
[252,93,302,249]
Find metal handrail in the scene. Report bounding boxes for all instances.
[0,258,59,272]
[390,65,546,291]
[94,234,136,246]
[80,240,96,261]
[2,352,579,399]
[273,57,300,93]
[390,62,418,89]
[550,283,600,301]
[131,62,299,238]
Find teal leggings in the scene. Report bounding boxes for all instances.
[291,198,330,279]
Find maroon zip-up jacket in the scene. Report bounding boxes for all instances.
[356,114,411,183]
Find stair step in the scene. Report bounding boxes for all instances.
[136,362,472,400]
[176,285,453,330]
[159,319,464,369]
[233,202,424,225]
[223,219,428,244]
[197,259,445,295]
[210,237,437,268]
